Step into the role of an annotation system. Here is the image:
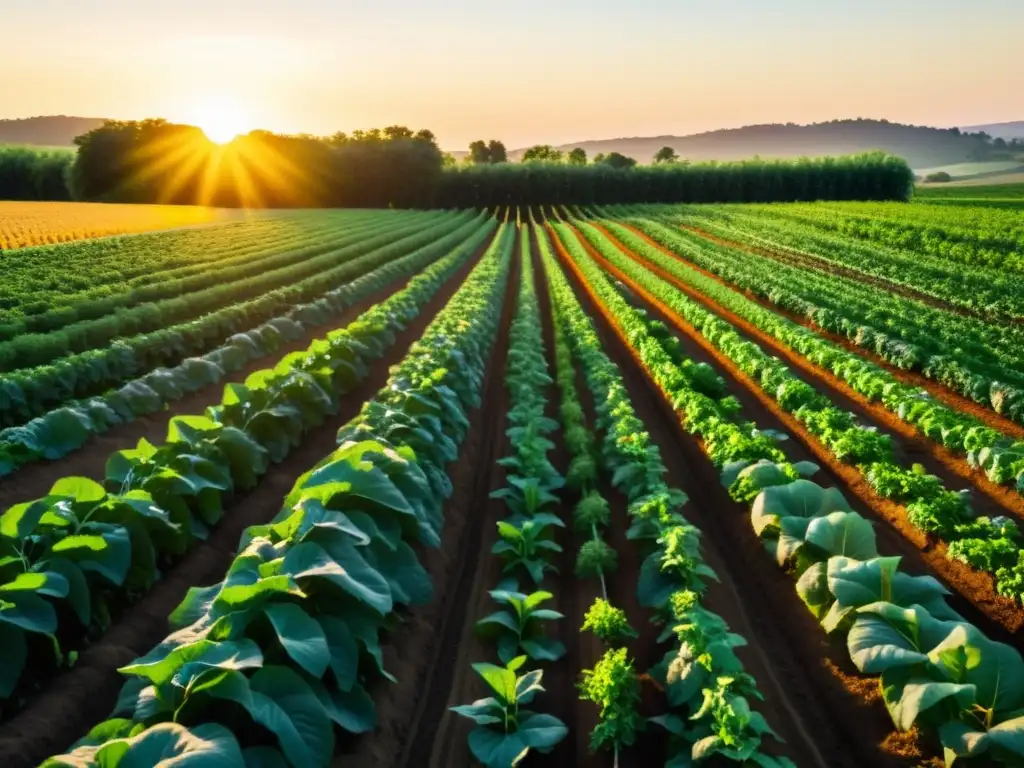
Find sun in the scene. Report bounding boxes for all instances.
[187,100,252,145]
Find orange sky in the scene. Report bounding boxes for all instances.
[1,0,1019,150]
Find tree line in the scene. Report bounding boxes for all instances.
[0,145,75,201]
[0,119,915,206]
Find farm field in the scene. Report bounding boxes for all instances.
[0,201,244,249]
[2,201,1024,768]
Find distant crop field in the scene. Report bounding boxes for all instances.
[0,201,240,249]
[916,160,1024,179]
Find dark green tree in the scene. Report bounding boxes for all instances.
[522,144,564,163]
[653,146,679,164]
[567,148,587,165]
[595,151,637,169]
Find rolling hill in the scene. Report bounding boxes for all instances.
[503,119,1022,169]
[960,121,1024,141]
[0,116,106,147]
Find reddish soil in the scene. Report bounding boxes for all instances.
[0,237,497,768]
[335,230,520,768]
[622,221,1024,442]
[548,225,918,767]
[0,273,422,511]
[577,223,1024,638]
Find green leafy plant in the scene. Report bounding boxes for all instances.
[451,656,567,768]
[578,647,645,753]
[475,585,566,664]
[581,598,637,647]
[575,538,618,579]
[492,514,564,585]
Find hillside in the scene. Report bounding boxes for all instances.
[508,119,1012,168]
[961,121,1024,141]
[0,116,105,147]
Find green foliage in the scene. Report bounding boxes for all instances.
[0,144,74,201]
[451,657,567,768]
[567,148,587,166]
[581,598,637,646]
[521,145,564,163]
[578,648,645,753]
[575,538,618,579]
[475,586,566,664]
[573,491,610,530]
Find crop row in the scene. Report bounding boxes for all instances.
[0,210,476,429]
[591,217,1024,500]
[745,200,1024,272]
[660,203,1024,319]
[0,215,497,718]
[0,210,456,373]
[452,233,569,766]
[539,223,791,766]
[565,217,1024,605]
[0,212,492,477]
[550,215,1024,767]
[38,220,514,766]
[613,210,1024,426]
[0,211,402,337]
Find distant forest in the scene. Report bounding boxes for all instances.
[0,119,914,207]
[0,116,105,147]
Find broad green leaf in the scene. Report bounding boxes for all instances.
[0,498,52,539]
[468,727,529,768]
[519,712,568,751]
[0,590,57,633]
[473,661,516,704]
[121,639,263,687]
[263,603,330,678]
[49,476,106,503]
[281,540,391,616]
[247,666,334,766]
[804,512,878,560]
[751,480,852,536]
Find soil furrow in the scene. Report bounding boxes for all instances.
[0,234,497,768]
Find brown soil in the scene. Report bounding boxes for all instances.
[584,223,1024,634]
[334,230,520,768]
[623,221,1024,442]
[0,236,497,768]
[549,224,918,767]
[0,273,422,511]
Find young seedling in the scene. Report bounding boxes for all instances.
[491,514,564,585]
[475,584,566,664]
[451,656,567,767]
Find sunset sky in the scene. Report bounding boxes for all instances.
[2,0,1020,150]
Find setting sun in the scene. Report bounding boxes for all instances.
[186,99,252,145]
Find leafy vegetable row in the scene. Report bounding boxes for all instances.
[0,212,490,477]
[595,214,1024,520]
[621,208,1024,430]
[0,211,448,374]
[566,217,1024,605]
[0,215,497,715]
[551,216,1024,767]
[0,210,404,341]
[656,203,1024,319]
[42,221,516,767]
[540,223,791,767]
[453,231,569,766]
[0,209,471,428]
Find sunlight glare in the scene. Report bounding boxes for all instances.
[187,99,252,145]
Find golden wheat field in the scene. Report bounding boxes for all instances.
[0,201,240,249]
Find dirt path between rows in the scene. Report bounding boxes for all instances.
[547,224,920,768]
[0,234,497,768]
